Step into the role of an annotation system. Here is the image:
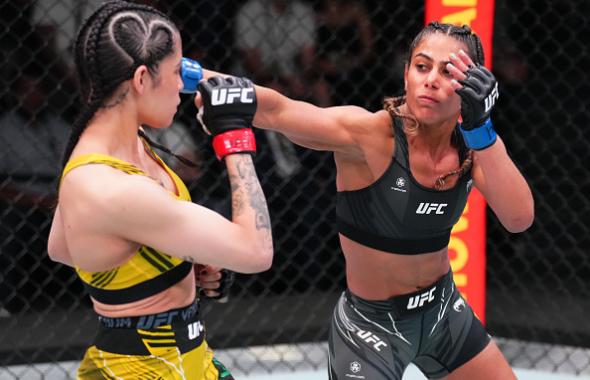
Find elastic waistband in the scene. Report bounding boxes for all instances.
[346,270,453,318]
[98,299,199,330]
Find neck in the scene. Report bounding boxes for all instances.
[82,104,144,163]
[399,105,459,162]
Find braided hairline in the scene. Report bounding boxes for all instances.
[109,13,176,79]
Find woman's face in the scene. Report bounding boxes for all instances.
[141,33,184,128]
[404,33,466,126]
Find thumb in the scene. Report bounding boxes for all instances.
[194,92,203,109]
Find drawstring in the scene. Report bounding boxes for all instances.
[137,129,199,168]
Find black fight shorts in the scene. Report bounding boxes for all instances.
[328,271,490,380]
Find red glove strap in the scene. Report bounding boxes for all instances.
[212,129,257,160]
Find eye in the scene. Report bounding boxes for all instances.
[416,63,427,71]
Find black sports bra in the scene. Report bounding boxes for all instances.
[336,117,473,255]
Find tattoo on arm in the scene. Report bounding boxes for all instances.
[235,156,271,231]
[228,173,245,217]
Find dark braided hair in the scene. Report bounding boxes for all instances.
[383,21,484,190]
[62,0,179,170]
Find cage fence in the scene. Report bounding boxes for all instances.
[0,0,589,378]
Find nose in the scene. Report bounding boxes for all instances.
[424,70,440,89]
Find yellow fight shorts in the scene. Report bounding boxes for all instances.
[77,300,233,379]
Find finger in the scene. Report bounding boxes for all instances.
[203,290,220,298]
[207,76,223,86]
[450,79,462,91]
[447,63,467,81]
[458,49,476,68]
[202,265,222,273]
[449,53,470,73]
[200,271,222,282]
[456,85,479,99]
[194,92,203,109]
[200,281,221,290]
[459,75,485,95]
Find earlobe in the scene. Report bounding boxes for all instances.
[404,64,409,92]
[132,65,149,94]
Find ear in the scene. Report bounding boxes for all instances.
[131,65,149,94]
[403,63,408,92]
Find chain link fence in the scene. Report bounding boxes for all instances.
[0,0,589,377]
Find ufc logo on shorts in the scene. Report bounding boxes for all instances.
[416,202,447,215]
[211,88,254,105]
[484,82,499,112]
[188,321,204,340]
[356,330,387,352]
[407,287,437,310]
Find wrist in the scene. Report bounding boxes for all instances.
[212,129,256,160]
[460,118,497,150]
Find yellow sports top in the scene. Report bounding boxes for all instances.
[61,145,193,304]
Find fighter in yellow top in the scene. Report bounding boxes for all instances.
[47,1,273,378]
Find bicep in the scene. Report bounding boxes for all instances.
[254,86,369,153]
[99,180,258,272]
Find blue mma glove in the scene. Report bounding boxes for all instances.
[180,57,203,94]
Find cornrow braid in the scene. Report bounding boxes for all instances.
[62,1,129,169]
[137,129,199,168]
[383,95,419,133]
[61,0,178,172]
[434,150,473,190]
[383,21,486,190]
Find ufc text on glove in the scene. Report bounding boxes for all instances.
[456,64,499,150]
[198,76,258,160]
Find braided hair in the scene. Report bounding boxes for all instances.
[383,21,485,190]
[62,0,179,169]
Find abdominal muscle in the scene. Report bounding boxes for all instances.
[92,271,197,318]
[341,234,451,300]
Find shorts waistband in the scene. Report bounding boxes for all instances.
[346,270,453,318]
[98,299,199,330]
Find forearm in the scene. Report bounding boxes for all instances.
[475,137,534,232]
[203,68,226,79]
[224,154,273,264]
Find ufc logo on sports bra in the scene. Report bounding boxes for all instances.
[416,202,448,215]
[407,287,437,310]
[485,82,499,112]
[211,88,255,105]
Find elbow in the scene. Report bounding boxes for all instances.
[47,245,66,265]
[240,241,274,274]
[504,208,535,233]
[47,240,60,262]
[250,255,273,273]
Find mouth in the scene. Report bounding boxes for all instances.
[418,95,439,104]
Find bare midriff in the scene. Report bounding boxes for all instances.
[91,271,196,318]
[341,234,450,300]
